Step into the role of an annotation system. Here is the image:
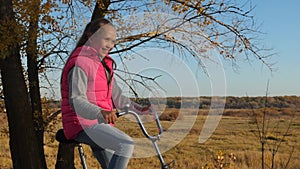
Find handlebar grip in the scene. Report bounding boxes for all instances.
[116,111,126,118]
[116,112,121,118]
[116,104,130,118]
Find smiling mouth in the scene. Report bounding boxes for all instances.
[102,49,109,52]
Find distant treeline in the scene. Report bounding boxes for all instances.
[133,95,300,109]
[2,96,298,112]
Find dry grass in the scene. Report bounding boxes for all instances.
[0,108,300,169]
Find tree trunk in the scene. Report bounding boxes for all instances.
[55,143,76,169]
[91,0,111,21]
[26,0,47,167]
[0,1,43,169]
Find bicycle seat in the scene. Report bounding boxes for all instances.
[55,129,78,144]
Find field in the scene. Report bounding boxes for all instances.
[1,107,300,169]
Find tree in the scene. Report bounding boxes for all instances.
[0,0,77,168]
[108,0,273,67]
[25,0,47,167]
[0,0,44,168]
[248,83,295,169]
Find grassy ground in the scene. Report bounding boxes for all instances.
[0,108,300,169]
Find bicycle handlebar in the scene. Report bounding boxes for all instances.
[116,104,163,141]
[116,104,173,169]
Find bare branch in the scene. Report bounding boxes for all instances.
[44,109,61,126]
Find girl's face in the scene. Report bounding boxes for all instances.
[89,24,117,58]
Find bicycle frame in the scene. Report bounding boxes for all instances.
[117,104,173,169]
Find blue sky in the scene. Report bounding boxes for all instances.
[221,0,300,96]
[43,1,300,98]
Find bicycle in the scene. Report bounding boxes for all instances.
[56,104,174,169]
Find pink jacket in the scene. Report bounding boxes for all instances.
[61,46,114,139]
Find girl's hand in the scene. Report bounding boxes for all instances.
[101,110,117,124]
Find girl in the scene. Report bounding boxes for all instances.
[61,18,148,169]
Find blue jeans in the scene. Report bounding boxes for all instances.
[75,123,134,169]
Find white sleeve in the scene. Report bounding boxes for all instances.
[68,66,102,120]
